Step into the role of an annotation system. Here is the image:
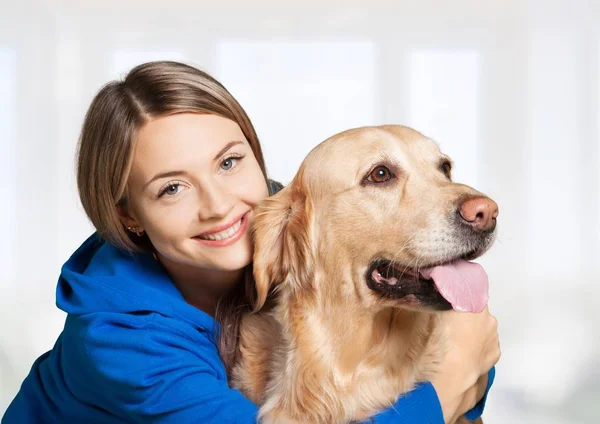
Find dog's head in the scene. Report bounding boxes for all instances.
[252,125,498,315]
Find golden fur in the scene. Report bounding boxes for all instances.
[233,125,494,424]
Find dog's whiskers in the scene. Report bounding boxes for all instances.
[386,234,418,280]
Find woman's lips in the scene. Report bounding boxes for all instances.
[193,212,249,247]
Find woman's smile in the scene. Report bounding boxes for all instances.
[193,211,250,247]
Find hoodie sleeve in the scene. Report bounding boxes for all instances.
[369,381,444,423]
[74,316,259,424]
[368,367,496,423]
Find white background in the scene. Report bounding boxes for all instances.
[1,1,599,422]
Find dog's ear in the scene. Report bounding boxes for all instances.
[252,182,313,311]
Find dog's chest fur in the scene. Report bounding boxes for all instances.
[232,304,447,424]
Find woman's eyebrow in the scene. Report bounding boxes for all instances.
[213,140,244,161]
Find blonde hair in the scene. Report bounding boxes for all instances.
[76,61,268,376]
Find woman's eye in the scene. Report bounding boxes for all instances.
[160,183,183,197]
[368,166,393,183]
[221,155,244,171]
[221,158,235,170]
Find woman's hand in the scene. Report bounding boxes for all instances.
[430,306,500,423]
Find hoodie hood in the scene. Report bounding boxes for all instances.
[56,233,216,334]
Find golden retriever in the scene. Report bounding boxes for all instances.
[233,125,498,424]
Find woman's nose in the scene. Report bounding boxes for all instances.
[197,180,234,221]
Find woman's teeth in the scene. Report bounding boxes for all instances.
[199,219,242,241]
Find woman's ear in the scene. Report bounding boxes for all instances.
[252,183,314,311]
[117,205,144,236]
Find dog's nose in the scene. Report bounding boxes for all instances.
[459,197,499,231]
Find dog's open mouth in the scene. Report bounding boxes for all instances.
[366,259,489,312]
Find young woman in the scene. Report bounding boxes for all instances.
[2,61,499,423]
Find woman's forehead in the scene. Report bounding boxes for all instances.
[130,114,248,181]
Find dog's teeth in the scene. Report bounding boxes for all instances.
[387,277,398,285]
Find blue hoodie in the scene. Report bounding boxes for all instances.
[3,234,494,423]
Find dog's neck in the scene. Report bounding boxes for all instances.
[265,275,441,422]
[281,298,435,375]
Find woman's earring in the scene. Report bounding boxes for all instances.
[127,226,145,237]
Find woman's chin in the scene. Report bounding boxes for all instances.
[207,244,253,273]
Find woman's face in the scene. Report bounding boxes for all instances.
[123,113,269,275]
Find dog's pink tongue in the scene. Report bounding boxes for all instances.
[420,260,489,313]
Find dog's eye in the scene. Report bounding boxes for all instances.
[440,160,452,178]
[369,166,393,183]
